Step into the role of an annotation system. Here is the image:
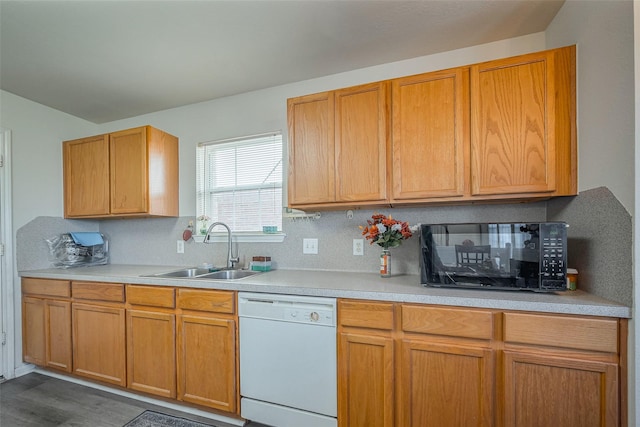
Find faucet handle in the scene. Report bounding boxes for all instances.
[229,256,240,269]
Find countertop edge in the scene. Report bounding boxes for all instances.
[18,265,632,319]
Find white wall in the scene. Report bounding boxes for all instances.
[545,0,635,215]
[546,1,635,424]
[0,91,100,229]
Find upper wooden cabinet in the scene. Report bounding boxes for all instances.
[287,45,576,209]
[288,82,389,209]
[335,82,389,204]
[470,46,576,198]
[391,67,469,203]
[63,125,179,219]
[287,91,335,205]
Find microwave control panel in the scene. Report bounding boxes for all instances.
[539,223,567,290]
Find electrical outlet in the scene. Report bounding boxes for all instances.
[176,240,184,254]
[303,238,318,254]
[353,239,364,256]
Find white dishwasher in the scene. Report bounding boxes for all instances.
[238,292,337,427]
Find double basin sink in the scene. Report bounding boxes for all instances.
[143,267,261,281]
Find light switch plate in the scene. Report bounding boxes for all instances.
[176,240,185,254]
[303,238,318,254]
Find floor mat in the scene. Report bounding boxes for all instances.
[123,410,217,427]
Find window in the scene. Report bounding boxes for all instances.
[196,132,283,237]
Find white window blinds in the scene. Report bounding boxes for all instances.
[196,132,283,233]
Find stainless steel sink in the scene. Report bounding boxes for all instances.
[195,270,260,280]
[142,267,261,280]
[146,267,212,278]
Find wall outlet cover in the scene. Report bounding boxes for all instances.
[353,239,364,256]
[303,238,318,254]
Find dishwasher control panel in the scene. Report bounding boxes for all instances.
[238,292,336,327]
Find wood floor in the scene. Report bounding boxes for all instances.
[0,372,253,427]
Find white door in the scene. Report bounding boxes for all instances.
[0,128,14,380]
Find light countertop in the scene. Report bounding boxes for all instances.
[19,264,631,318]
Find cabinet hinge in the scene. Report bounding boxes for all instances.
[0,154,4,167]
[1,332,5,346]
[0,244,4,256]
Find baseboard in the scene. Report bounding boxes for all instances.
[34,368,245,426]
[14,363,36,378]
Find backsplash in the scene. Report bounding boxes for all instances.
[548,187,633,306]
[16,187,632,306]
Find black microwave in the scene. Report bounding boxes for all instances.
[419,222,567,292]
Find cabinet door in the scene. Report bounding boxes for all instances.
[335,82,389,203]
[22,296,45,366]
[287,92,336,205]
[392,68,469,201]
[177,314,237,413]
[503,350,619,427]
[338,332,394,427]
[109,126,148,214]
[398,340,494,427]
[72,303,126,386]
[127,309,176,398]
[63,134,110,217]
[45,300,72,372]
[470,50,557,196]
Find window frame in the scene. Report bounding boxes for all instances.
[195,131,286,243]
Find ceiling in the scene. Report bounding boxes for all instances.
[0,0,565,124]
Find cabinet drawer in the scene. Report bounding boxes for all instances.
[339,300,394,330]
[127,285,175,308]
[504,312,619,353]
[402,305,496,340]
[72,281,125,303]
[177,289,234,314]
[22,278,70,298]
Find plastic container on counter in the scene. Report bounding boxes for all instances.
[251,256,272,272]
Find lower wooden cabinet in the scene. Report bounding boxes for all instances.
[337,299,626,427]
[71,281,127,387]
[22,296,46,366]
[21,279,72,372]
[398,305,497,427]
[398,340,494,426]
[45,300,72,371]
[176,313,237,412]
[338,300,395,427]
[72,303,126,386]
[22,278,625,425]
[338,332,394,427]
[22,280,240,416]
[127,309,176,398]
[126,285,177,399]
[176,288,237,413]
[503,312,622,427]
[503,351,618,427]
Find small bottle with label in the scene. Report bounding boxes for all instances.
[380,249,391,277]
[566,268,578,290]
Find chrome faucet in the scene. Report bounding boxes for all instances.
[204,222,239,269]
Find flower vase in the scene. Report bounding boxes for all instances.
[199,221,209,235]
[380,248,391,277]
